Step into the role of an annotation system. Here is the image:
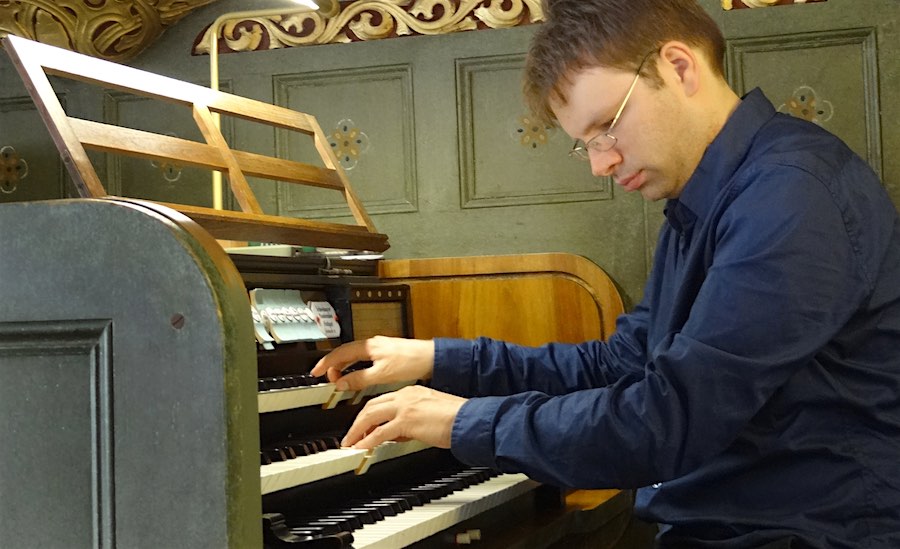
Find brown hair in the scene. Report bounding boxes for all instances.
[523,0,726,124]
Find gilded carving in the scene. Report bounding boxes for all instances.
[0,0,218,62]
[723,0,825,9]
[193,0,544,55]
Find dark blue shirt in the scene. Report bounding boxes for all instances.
[431,89,900,548]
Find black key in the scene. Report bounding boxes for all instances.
[348,506,383,522]
[263,377,281,389]
[297,374,319,387]
[261,448,286,463]
[396,490,428,505]
[286,441,311,457]
[321,436,341,450]
[303,521,344,536]
[379,497,412,512]
[361,500,400,516]
[337,509,378,525]
[310,439,329,453]
[321,514,362,530]
[289,526,337,537]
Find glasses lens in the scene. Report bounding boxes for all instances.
[569,134,617,160]
[569,141,588,161]
[592,134,616,153]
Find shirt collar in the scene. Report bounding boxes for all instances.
[665,88,777,231]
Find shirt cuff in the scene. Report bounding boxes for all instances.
[431,337,475,396]
[450,396,504,468]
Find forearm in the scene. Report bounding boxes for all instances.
[431,337,610,397]
[431,327,647,398]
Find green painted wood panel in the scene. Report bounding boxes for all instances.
[718,0,899,209]
[273,65,417,218]
[1,0,895,308]
[0,91,67,202]
[456,53,612,209]
[102,90,216,207]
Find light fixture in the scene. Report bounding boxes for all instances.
[206,0,339,210]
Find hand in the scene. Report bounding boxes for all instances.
[341,385,467,450]
[311,336,435,392]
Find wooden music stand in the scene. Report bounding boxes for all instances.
[2,34,389,252]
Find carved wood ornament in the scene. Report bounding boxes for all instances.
[0,0,828,62]
[0,0,218,62]
[192,0,545,56]
[723,0,827,8]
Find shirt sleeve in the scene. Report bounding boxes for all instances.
[442,164,874,490]
[431,297,651,398]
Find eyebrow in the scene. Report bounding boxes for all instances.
[578,111,615,143]
[597,116,616,132]
[587,84,629,136]
[567,70,630,140]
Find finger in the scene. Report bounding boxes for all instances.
[341,397,397,447]
[352,422,403,450]
[333,366,383,392]
[311,339,370,377]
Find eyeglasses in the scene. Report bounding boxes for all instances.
[569,51,656,161]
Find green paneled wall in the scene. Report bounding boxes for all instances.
[1,0,897,311]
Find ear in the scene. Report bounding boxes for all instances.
[659,41,701,97]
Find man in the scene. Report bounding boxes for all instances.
[312,0,900,546]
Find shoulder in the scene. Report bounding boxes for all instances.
[748,113,856,181]
[721,115,896,285]
[729,113,883,213]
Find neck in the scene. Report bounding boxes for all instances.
[702,81,742,144]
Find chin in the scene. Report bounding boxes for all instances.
[639,179,680,202]
[639,187,666,202]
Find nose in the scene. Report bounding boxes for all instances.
[589,148,622,178]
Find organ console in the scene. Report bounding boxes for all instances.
[0,35,642,548]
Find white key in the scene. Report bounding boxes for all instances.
[261,440,431,494]
[261,448,367,495]
[258,383,335,413]
[258,380,417,413]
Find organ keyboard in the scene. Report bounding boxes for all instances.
[234,251,599,547]
[260,440,431,495]
[0,34,641,549]
[348,472,539,549]
[236,250,637,548]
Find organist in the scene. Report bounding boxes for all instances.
[313,0,900,547]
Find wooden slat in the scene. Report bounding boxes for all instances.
[70,118,345,191]
[311,119,379,232]
[232,151,343,191]
[162,203,390,252]
[3,35,319,135]
[2,35,108,198]
[192,104,262,214]
[71,117,222,168]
